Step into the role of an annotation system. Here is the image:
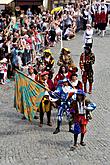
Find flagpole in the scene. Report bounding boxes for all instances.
[61,29,63,50]
[60,14,64,50]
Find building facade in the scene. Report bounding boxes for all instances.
[15,0,43,11]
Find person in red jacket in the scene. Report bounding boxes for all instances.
[54,65,69,89]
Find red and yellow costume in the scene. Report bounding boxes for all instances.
[79,49,95,93]
[38,71,55,127]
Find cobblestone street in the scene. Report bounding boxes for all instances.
[0,31,110,165]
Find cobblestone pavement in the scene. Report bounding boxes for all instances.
[0,30,110,165]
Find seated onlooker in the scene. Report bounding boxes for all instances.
[0,58,7,84]
[63,24,75,40]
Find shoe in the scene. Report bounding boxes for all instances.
[80,142,86,146]
[47,122,52,126]
[39,123,43,127]
[97,31,101,35]
[74,143,79,147]
[66,37,70,41]
[70,144,78,151]
[53,128,60,134]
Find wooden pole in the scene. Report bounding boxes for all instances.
[60,29,63,50]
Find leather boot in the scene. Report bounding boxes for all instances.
[80,133,86,146]
[74,134,78,146]
[53,120,61,134]
[89,83,92,94]
[84,83,87,93]
[69,121,72,132]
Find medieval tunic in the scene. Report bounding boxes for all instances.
[70,97,96,134]
[79,52,95,83]
[70,99,89,134]
[40,79,54,112]
[38,76,55,125]
[41,55,54,79]
[41,55,54,69]
[50,84,75,126]
[57,54,73,66]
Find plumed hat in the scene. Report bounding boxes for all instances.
[62,48,70,53]
[44,49,52,55]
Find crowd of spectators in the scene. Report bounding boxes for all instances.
[0,0,105,84]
